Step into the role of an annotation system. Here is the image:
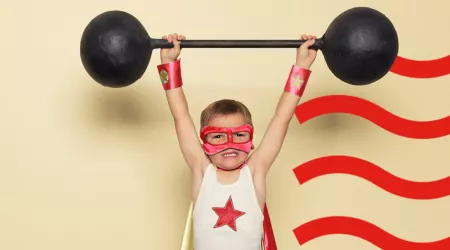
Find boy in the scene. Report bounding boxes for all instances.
[157,33,317,249]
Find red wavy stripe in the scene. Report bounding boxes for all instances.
[295,95,450,139]
[293,156,450,199]
[293,216,450,250]
[390,55,450,78]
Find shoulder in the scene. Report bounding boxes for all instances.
[245,161,267,184]
[194,160,213,179]
[191,161,214,202]
[192,157,212,175]
[246,154,269,177]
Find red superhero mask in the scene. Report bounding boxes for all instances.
[200,124,254,155]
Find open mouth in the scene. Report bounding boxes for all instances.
[221,149,239,158]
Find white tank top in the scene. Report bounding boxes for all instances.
[193,164,264,250]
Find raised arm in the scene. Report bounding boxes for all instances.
[159,34,210,173]
[248,34,317,175]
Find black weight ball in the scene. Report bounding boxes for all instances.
[80,11,151,87]
[321,7,399,85]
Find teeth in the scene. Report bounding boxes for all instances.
[224,153,237,157]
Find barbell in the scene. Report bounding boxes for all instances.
[80,7,399,88]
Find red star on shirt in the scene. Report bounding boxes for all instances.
[212,196,245,231]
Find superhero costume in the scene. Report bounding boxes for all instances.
[179,124,277,250]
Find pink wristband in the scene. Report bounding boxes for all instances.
[284,65,311,97]
[157,59,183,90]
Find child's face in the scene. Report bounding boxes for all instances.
[204,113,253,170]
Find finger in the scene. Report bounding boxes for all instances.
[301,39,315,50]
[306,38,316,46]
[307,35,313,40]
[162,35,167,40]
[168,34,172,43]
[301,34,308,40]
[172,36,180,50]
[308,39,316,49]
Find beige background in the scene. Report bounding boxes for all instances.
[2,0,449,249]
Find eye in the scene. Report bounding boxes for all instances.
[236,133,245,137]
[213,135,222,139]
